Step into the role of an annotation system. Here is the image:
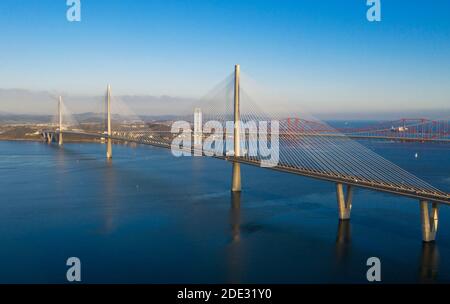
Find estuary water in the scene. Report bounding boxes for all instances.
[0,140,449,283]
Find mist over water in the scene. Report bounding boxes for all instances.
[0,140,449,283]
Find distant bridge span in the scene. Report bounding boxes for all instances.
[286,117,450,142]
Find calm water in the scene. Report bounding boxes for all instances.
[0,140,449,283]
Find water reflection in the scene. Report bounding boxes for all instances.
[228,192,243,283]
[335,220,351,263]
[420,242,439,283]
[230,192,241,243]
[100,159,119,233]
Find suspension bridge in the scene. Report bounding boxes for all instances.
[41,65,449,243]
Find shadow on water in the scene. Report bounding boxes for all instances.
[420,242,439,283]
[227,192,243,283]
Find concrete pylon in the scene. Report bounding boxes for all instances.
[106,84,112,159]
[194,107,202,155]
[58,96,63,146]
[336,183,353,220]
[420,200,439,242]
[231,64,241,192]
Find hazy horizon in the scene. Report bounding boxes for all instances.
[0,86,448,121]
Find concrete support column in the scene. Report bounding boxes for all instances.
[231,162,241,192]
[420,200,438,242]
[47,133,53,144]
[336,183,353,220]
[106,139,112,159]
[231,64,241,192]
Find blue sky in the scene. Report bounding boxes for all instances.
[0,0,449,115]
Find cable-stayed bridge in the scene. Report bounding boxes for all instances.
[41,65,449,243]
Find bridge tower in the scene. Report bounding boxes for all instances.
[58,96,63,146]
[194,108,202,149]
[106,84,113,159]
[231,64,242,192]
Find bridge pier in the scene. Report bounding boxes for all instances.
[231,162,241,192]
[106,139,112,159]
[420,200,438,242]
[336,183,353,220]
[45,132,54,144]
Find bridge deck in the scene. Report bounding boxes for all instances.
[42,130,450,205]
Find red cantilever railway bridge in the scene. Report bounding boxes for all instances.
[285,118,450,142]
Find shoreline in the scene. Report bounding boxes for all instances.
[0,138,101,144]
